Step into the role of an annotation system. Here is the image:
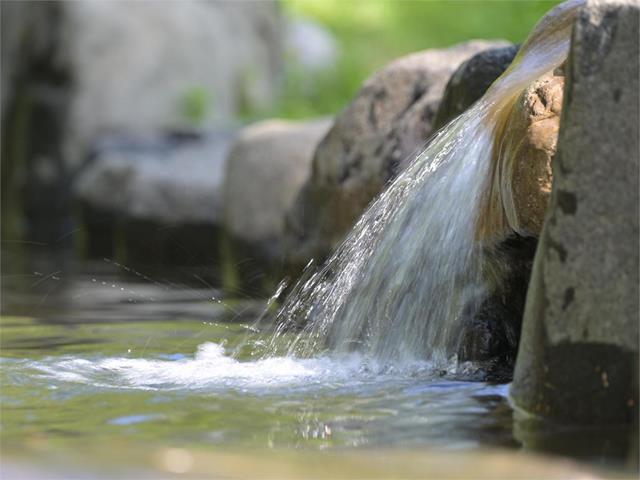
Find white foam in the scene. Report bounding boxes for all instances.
[29,342,442,393]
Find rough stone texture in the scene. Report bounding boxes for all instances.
[511,0,639,424]
[434,44,519,129]
[75,131,235,225]
[480,70,565,240]
[504,72,564,236]
[223,119,332,271]
[456,70,565,379]
[286,40,510,267]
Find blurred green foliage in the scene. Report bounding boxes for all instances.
[181,86,211,126]
[271,0,560,119]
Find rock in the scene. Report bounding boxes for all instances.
[285,17,339,73]
[222,118,332,291]
[1,1,73,243]
[453,49,565,380]
[76,132,234,225]
[456,69,565,379]
[0,1,63,119]
[511,0,639,424]
[502,72,564,236]
[2,1,33,118]
[434,44,519,129]
[73,131,235,268]
[20,84,74,244]
[286,40,510,267]
[457,234,538,382]
[2,1,283,243]
[423,43,558,380]
[60,0,283,168]
[3,0,283,167]
[478,70,565,241]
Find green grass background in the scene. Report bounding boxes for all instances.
[268,0,561,119]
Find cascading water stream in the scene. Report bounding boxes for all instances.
[5,3,636,467]
[265,0,583,369]
[8,1,586,403]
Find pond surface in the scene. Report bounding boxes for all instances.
[0,246,635,477]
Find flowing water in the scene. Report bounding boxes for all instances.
[1,247,633,477]
[1,1,636,477]
[269,0,580,365]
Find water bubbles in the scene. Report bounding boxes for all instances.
[26,342,443,393]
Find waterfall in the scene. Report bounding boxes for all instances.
[265,0,583,367]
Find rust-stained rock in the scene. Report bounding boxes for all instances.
[477,69,564,242]
[458,70,565,379]
[504,71,564,236]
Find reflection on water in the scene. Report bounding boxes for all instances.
[0,246,635,476]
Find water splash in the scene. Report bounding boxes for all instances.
[267,1,582,366]
[7,2,584,399]
[26,342,446,392]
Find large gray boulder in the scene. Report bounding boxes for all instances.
[75,132,234,225]
[59,0,283,168]
[222,119,332,290]
[3,0,283,168]
[511,0,639,424]
[1,1,283,243]
[285,40,510,268]
[73,131,235,267]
